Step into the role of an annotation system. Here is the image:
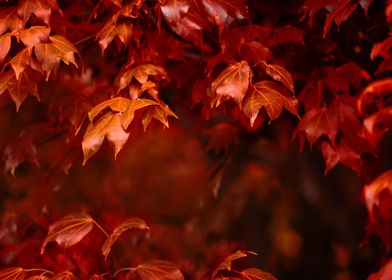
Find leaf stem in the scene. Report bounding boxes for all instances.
[113,267,135,277]
[93,220,110,237]
[24,268,54,275]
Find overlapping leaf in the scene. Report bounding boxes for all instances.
[17,0,63,26]
[211,250,256,280]
[41,213,95,254]
[0,7,23,35]
[97,20,134,54]
[102,217,149,260]
[265,64,295,93]
[211,61,251,108]
[160,0,208,47]
[51,271,76,280]
[243,81,298,126]
[34,35,78,80]
[294,108,338,150]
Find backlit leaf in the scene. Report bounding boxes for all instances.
[117,64,168,92]
[241,268,277,280]
[243,81,298,126]
[102,217,149,260]
[51,272,76,280]
[212,250,257,280]
[0,267,24,280]
[34,35,78,80]
[134,260,184,280]
[17,0,63,26]
[211,61,251,108]
[0,33,11,63]
[41,213,95,254]
[17,26,50,49]
[97,19,133,54]
[10,48,41,79]
[82,112,130,164]
[265,64,295,93]
[0,8,23,35]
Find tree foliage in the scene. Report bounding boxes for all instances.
[0,0,391,279]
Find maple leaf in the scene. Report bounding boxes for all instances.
[239,41,272,66]
[26,276,51,280]
[51,272,76,280]
[212,250,257,280]
[0,68,42,111]
[141,102,178,131]
[241,268,277,280]
[97,19,134,54]
[116,64,168,93]
[0,33,11,63]
[122,99,161,129]
[16,26,50,49]
[321,132,369,175]
[0,267,25,280]
[17,0,63,26]
[202,0,248,33]
[294,108,338,150]
[211,61,251,108]
[160,0,208,47]
[102,217,149,260]
[83,111,130,164]
[133,260,184,280]
[329,94,361,133]
[243,81,299,127]
[41,213,95,254]
[10,48,42,79]
[371,37,392,60]
[89,275,105,280]
[323,0,359,38]
[34,35,79,80]
[264,64,295,93]
[0,8,23,35]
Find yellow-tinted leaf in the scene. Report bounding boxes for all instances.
[241,268,277,280]
[35,35,78,80]
[41,213,95,254]
[0,71,14,96]
[243,81,299,126]
[117,64,168,92]
[102,217,149,260]
[6,68,41,111]
[0,8,23,35]
[141,102,178,131]
[83,112,129,164]
[17,26,50,49]
[88,97,132,122]
[10,48,41,79]
[265,64,295,92]
[211,61,251,108]
[97,19,133,54]
[135,260,184,280]
[122,99,160,129]
[0,267,25,280]
[17,0,63,26]
[0,33,11,63]
[211,250,257,280]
